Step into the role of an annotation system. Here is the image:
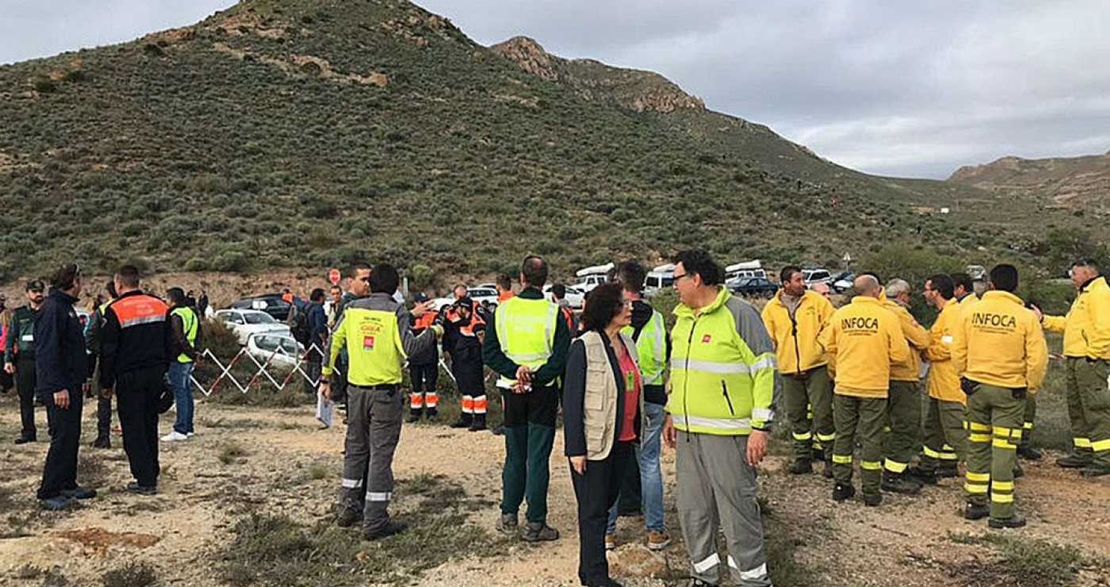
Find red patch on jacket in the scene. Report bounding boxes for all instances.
[701,334,712,344]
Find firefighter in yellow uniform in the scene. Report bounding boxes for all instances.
[762,265,835,476]
[953,265,1047,528]
[911,274,967,484]
[819,275,911,507]
[1040,259,1110,476]
[880,279,931,494]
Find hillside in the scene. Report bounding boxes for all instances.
[0,0,1054,284]
[949,151,1110,216]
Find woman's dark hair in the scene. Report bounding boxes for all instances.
[369,263,400,294]
[580,282,625,331]
[310,288,326,302]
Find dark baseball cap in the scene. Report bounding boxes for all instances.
[26,280,45,293]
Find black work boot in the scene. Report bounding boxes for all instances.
[92,436,110,449]
[832,483,855,502]
[908,466,938,486]
[964,502,990,520]
[1057,452,1093,469]
[1017,444,1043,461]
[522,521,560,542]
[862,493,882,507]
[881,471,922,495]
[14,434,35,445]
[336,508,364,528]
[989,514,1027,529]
[450,414,473,429]
[425,408,438,421]
[1080,463,1110,477]
[787,459,813,475]
[937,464,959,479]
[364,520,407,540]
[469,414,487,432]
[1013,462,1025,479]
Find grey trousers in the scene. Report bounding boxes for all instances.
[339,385,404,532]
[676,432,772,587]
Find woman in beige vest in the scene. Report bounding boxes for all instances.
[563,282,643,587]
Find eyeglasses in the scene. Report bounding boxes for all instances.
[673,272,690,282]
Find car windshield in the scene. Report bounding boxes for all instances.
[244,312,276,325]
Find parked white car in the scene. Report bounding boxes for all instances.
[216,309,291,345]
[246,333,304,368]
[430,286,502,312]
[543,284,586,309]
[802,268,833,286]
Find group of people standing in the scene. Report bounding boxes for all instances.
[317,251,774,587]
[6,264,202,510]
[764,259,1109,532]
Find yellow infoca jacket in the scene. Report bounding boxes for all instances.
[953,291,1048,391]
[923,300,965,404]
[761,290,834,375]
[819,296,912,398]
[882,300,930,382]
[1042,275,1110,360]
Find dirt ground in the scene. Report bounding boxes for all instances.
[1,391,1108,587]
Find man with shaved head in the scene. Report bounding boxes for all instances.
[819,274,912,507]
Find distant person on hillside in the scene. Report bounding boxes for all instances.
[197,290,209,318]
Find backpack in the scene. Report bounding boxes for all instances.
[289,304,310,346]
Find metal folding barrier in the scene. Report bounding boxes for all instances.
[189,343,326,396]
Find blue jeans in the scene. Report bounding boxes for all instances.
[169,362,195,435]
[607,402,666,534]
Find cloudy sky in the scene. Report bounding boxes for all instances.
[3,0,1108,178]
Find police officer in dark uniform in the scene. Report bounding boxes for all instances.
[35,264,94,510]
[5,280,46,444]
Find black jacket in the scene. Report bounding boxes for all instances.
[100,290,172,388]
[34,290,88,401]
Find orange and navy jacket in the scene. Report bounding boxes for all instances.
[99,290,172,388]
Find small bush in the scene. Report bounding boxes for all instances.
[101,562,158,587]
[218,441,248,465]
